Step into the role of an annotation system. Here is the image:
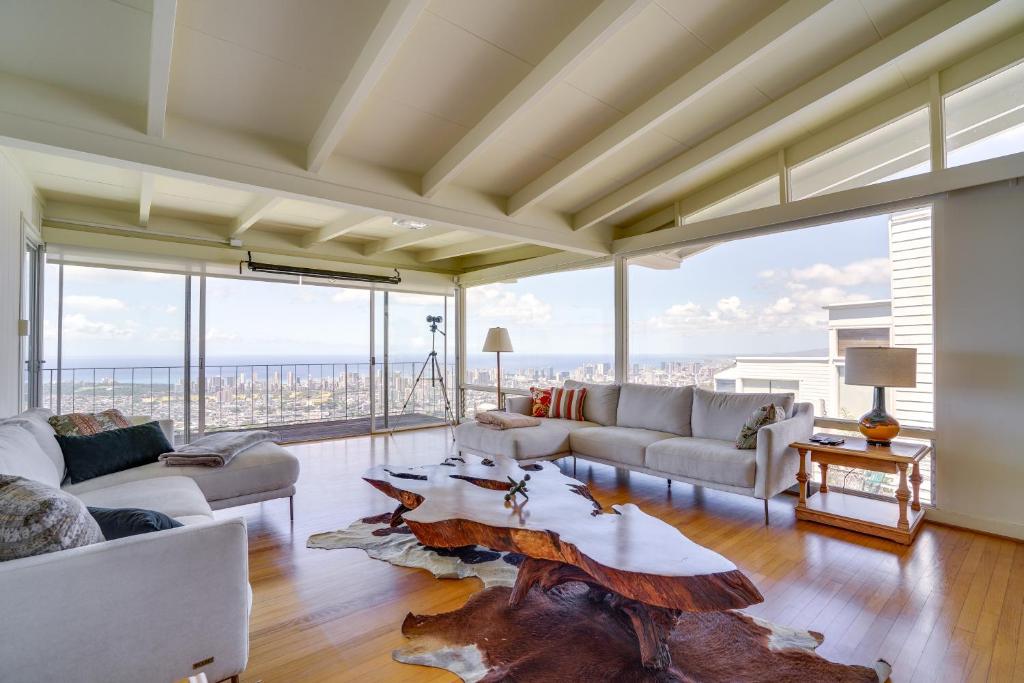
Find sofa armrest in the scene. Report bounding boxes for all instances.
[505,395,532,415]
[0,518,249,682]
[754,403,815,499]
[129,414,176,443]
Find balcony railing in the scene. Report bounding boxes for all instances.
[40,362,455,439]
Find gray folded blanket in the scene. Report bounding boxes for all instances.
[159,430,275,467]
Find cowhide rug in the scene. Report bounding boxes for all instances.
[309,514,891,683]
[308,513,523,587]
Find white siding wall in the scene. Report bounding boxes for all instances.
[727,358,833,415]
[0,150,41,417]
[889,207,934,428]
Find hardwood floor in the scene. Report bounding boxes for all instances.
[221,428,1024,682]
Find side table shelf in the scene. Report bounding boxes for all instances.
[790,437,931,545]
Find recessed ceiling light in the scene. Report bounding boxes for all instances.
[393,217,429,230]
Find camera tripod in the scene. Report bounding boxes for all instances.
[398,315,456,440]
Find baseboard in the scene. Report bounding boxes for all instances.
[925,507,1024,541]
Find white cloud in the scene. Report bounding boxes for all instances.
[781,257,890,287]
[390,292,444,306]
[165,305,178,315]
[466,284,552,324]
[62,314,135,339]
[64,295,126,311]
[206,328,239,343]
[331,289,367,303]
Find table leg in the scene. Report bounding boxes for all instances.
[796,449,809,509]
[911,461,923,512]
[818,462,829,493]
[896,463,910,531]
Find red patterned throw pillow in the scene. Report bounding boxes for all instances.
[549,387,587,421]
[48,409,132,437]
[528,387,553,417]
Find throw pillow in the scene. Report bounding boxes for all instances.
[57,421,174,485]
[48,408,131,437]
[549,387,588,421]
[735,404,785,450]
[0,475,104,561]
[87,507,182,540]
[528,386,553,417]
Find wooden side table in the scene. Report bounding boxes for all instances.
[790,437,931,544]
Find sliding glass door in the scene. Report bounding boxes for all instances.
[19,233,44,411]
[371,291,453,433]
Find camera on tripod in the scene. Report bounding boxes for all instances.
[426,315,443,334]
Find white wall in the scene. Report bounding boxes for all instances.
[0,149,41,417]
[930,180,1024,539]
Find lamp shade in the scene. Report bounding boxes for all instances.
[482,327,513,353]
[844,347,917,387]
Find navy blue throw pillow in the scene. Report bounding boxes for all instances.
[87,506,183,540]
[56,421,173,484]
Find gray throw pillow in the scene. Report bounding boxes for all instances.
[0,475,104,561]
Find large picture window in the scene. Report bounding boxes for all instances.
[628,208,934,501]
[463,266,613,414]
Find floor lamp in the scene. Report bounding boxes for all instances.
[483,327,513,410]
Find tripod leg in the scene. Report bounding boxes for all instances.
[431,355,457,441]
[399,356,432,416]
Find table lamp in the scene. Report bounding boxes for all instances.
[482,327,513,409]
[844,346,917,446]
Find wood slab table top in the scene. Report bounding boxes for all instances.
[363,455,762,613]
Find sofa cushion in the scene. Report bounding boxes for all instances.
[0,424,61,488]
[72,476,213,520]
[57,422,174,485]
[87,506,183,540]
[528,387,553,417]
[564,380,620,426]
[645,437,757,489]
[455,418,597,460]
[62,442,299,504]
[615,384,694,436]
[570,426,676,467]
[1,411,64,477]
[691,389,795,442]
[0,475,103,561]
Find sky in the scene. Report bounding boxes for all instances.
[466,213,892,360]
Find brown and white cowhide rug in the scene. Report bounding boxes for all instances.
[307,513,523,587]
[310,514,891,683]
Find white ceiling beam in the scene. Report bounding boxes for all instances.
[507,0,832,217]
[362,225,449,256]
[0,74,611,256]
[307,0,427,172]
[573,0,1007,230]
[138,172,154,227]
[420,0,650,198]
[302,214,391,247]
[146,0,177,137]
[418,237,519,262]
[231,195,281,237]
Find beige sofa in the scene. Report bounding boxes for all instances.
[455,381,815,524]
[0,408,300,683]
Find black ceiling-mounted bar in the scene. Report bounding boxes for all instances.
[240,251,400,285]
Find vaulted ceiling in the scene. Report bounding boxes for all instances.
[0,0,1020,276]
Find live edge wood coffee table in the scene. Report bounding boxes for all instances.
[791,437,931,544]
[363,455,763,671]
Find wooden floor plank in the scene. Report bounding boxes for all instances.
[221,429,1023,682]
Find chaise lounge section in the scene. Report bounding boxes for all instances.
[456,381,815,524]
[0,408,300,682]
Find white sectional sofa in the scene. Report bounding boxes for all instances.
[0,408,300,683]
[455,381,815,524]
